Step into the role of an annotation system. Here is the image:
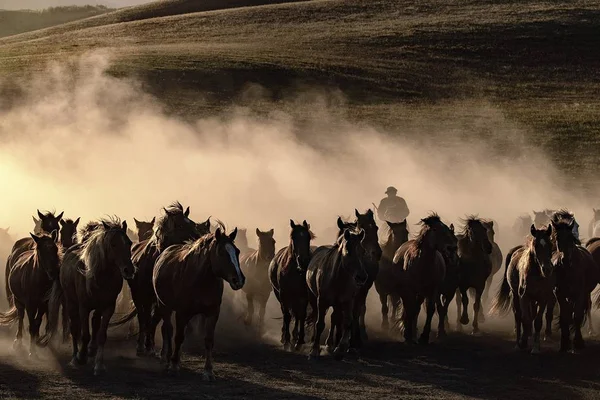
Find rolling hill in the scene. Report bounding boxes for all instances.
[0,0,599,177]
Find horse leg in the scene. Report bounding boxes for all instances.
[557,296,572,352]
[145,304,161,356]
[419,294,436,345]
[333,302,353,360]
[544,295,555,341]
[455,289,463,330]
[13,302,25,351]
[281,305,292,351]
[68,304,81,366]
[436,295,447,338]
[26,306,39,358]
[519,296,532,350]
[532,301,546,354]
[325,309,338,353]
[93,303,115,376]
[135,304,146,356]
[359,290,368,342]
[587,296,595,337]
[77,306,91,365]
[244,293,254,327]
[472,287,483,334]
[88,310,101,358]
[309,300,327,360]
[460,288,470,325]
[573,297,586,351]
[170,312,192,374]
[483,274,493,306]
[202,312,219,381]
[295,299,307,351]
[379,292,389,331]
[512,292,522,349]
[349,296,364,351]
[258,297,267,335]
[160,310,173,364]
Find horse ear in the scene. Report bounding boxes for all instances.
[450,224,454,233]
[59,220,65,227]
[37,210,44,219]
[151,217,156,224]
[134,218,140,226]
[530,224,536,237]
[290,219,296,229]
[256,228,261,237]
[337,217,344,230]
[102,221,110,230]
[122,220,128,231]
[56,211,64,221]
[355,209,360,218]
[215,228,223,241]
[30,233,40,243]
[33,216,39,224]
[367,209,374,217]
[302,220,308,229]
[229,228,238,242]
[74,217,80,227]
[268,229,274,237]
[51,230,58,242]
[184,207,190,218]
[343,229,351,241]
[204,217,210,225]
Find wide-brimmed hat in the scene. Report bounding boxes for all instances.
[385,186,397,194]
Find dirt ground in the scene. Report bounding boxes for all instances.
[2,310,600,400]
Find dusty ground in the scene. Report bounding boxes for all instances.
[2,310,600,400]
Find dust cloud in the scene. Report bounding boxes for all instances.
[0,50,596,349]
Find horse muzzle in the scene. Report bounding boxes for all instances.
[229,276,245,291]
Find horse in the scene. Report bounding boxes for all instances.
[307,229,369,360]
[0,231,60,357]
[374,220,409,331]
[0,226,13,259]
[110,202,199,356]
[491,224,554,353]
[455,216,493,334]
[534,210,553,228]
[240,228,276,332]
[552,217,599,352]
[195,217,212,237]
[44,218,133,375]
[59,218,80,249]
[588,208,600,238]
[513,214,533,241]
[482,220,503,308]
[153,227,244,379]
[133,217,155,242]
[6,210,63,307]
[269,220,314,351]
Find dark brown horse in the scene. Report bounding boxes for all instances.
[240,228,276,332]
[111,202,199,356]
[0,231,60,357]
[195,217,212,237]
[395,222,447,344]
[374,220,409,331]
[134,217,155,242]
[46,218,133,375]
[491,225,554,353]
[6,210,63,307]
[153,227,244,378]
[269,220,314,351]
[552,217,599,352]
[455,217,493,334]
[307,229,368,360]
[59,218,80,249]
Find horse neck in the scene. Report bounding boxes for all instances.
[257,241,272,262]
[33,248,54,277]
[188,243,220,284]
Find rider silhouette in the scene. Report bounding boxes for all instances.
[377,186,409,223]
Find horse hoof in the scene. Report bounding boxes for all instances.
[460,317,469,325]
[531,346,541,355]
[283,342,292,352]
[202,371,216,382]
[94,365,106,376]
[418,336,429,345]
[294,343,304,352]
[325,345,335,355]
[471,329,480,336]
[308,348,320,360]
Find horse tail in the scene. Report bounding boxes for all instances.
[0,305,18,325]
[38,279,63,347]
[108,301,137,327]
[489,248,513,317]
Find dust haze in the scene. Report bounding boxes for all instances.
[0,51,596,351]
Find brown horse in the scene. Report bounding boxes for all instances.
[269,220,314,351]
[395,222,447,344]
[307,229,368,360]
[455,217,493,334]
[234,229,252,254]
[491,225,554,353]
[153,227,244,378]
[374,220,409,331]
[45,218,133,375]
[482,220,502,306]
[111,202,199,356]
[240,228,276,332]
[6,210,63,307]
[588,209,600,238]
[59,218,80,249]
[552,217,599,352]
[0,231,60,357]
[134,217,155,242]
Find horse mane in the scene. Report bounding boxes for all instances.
[406,224,434,259]
[80,217,124,288]
[419,212,441,227]
[551,209,574,224]
[178,232,217,265]
[152,201,189,250]
[79,221,101,243]
[516,236,537,275]
[459,215,483,238]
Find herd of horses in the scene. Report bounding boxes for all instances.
[1,203,600,379]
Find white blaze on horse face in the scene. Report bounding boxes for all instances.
[539,238,546,247]
[225,243,242,281]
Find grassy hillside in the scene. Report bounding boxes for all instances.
[0,0,599,178]
[0,5,113,38]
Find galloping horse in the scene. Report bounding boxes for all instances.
[269,220,314,351]
[0,232,60,357]
[6,211,63,307]
[374,220,409,331]
[491,225,554,353]
[456,217,493,334]
[240,228,276,332]
[111,202,199,356]
[307,229,368,360]
[153,227,244,379]
[45,218,134,375]
[133,218,155,242]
